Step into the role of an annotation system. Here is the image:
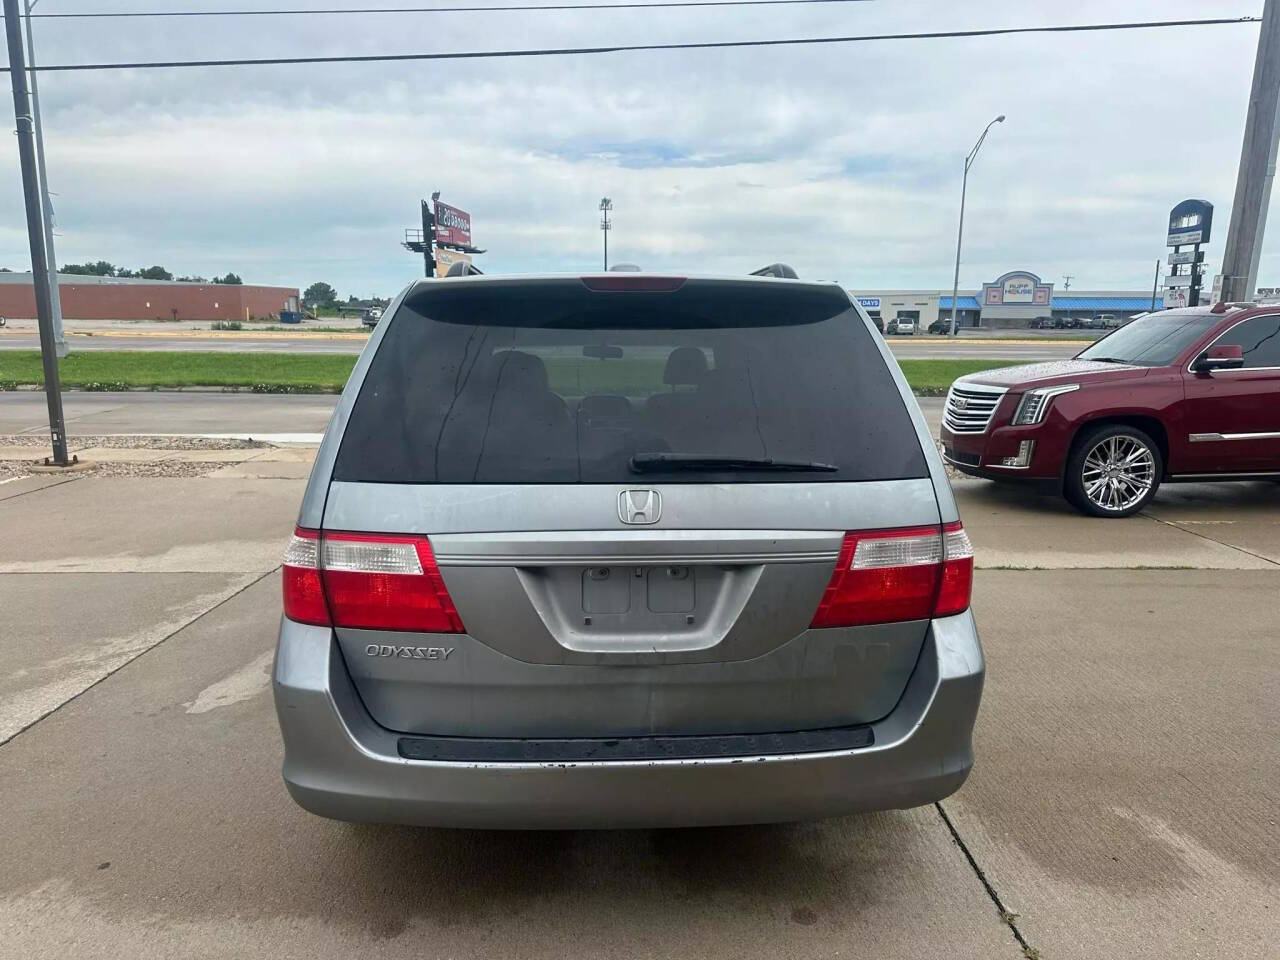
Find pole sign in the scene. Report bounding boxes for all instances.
[1166,199,1213,247]
[434,201,472,247]
[1165,199,1213,307]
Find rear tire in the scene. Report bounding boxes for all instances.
[1064,424,1163,518]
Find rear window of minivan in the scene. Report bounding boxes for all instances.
[332,279,928,484]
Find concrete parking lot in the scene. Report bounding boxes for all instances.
[1,444,1276,959]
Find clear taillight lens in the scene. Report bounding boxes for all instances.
[810,523,974,628]
[281,528,464,633]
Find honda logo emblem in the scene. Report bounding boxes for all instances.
[618,489,662,525]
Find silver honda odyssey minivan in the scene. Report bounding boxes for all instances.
[273,270,983,828]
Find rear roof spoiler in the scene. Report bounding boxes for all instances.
[749,263,799,279]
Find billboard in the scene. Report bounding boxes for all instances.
[435,246,473,278]
[434,201,472,247]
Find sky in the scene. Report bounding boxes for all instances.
[1,0,1276,299]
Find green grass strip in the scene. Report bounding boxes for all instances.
[0,350,1014,396]
[0,350,356,393]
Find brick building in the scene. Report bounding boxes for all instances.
[0,273,299,322]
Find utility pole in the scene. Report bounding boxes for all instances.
[421,197,437,276]
[1151,260,1160,311]
[1220,0,1280,302]
[24,0,67,357]
[599,197,612,270]
[949,115,1005,335]
[1063,274,1073,291]
[4,0,71,465]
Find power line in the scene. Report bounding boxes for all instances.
[24,0,878,17]
[0,16,1260,73]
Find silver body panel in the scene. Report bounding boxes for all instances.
[274,610,983,829]
[275,275,981,827]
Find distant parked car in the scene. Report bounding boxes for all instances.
[890,317,917,335]
[927,318,953,334]
[361,307,383,327]
[1029,317,1054,329]
[1098,314,1122,329]
[941,303,1280,517]
[1053,316,1079,329]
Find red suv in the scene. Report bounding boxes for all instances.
[940,304,1280,517]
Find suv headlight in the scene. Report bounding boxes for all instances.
[1011,384,1079,425]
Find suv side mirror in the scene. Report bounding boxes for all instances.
[1192,343,1245,373]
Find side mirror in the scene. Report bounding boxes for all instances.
[1192,343,1245,374]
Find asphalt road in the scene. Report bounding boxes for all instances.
[0,329,1084,361]
[0,391,340,439]
[1,467,1276,959]
[0,390,948,438]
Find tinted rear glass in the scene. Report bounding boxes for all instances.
[333,280,927,484]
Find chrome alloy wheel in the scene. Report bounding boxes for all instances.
[1081,435,1156,513]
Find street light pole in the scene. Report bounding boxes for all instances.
[4,0,71,465]
[949,115,1005,336]
[24,0,67,357]
[599,197,612,270]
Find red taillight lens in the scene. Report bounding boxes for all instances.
[281,528,464,633]
[936,522,975,618]
[282,528,329,626]
[810,523,974,629]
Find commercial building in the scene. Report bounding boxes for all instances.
[852,269,1163,329]
[0,273,299,322]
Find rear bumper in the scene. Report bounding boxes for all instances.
[273,612,984,829]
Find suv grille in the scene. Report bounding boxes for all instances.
[944,383,1007,434]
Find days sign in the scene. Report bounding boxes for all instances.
[434,246,473,278]
[1166,199,1213,247]
[856,296,880,309]
[434,201,472,247]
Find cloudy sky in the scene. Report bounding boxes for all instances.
[1,0,1275,299]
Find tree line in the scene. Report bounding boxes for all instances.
[59,261,242,284]
[303,282,388,309]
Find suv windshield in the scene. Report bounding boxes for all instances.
[333,279,927,484]
[1076,310,1219,367]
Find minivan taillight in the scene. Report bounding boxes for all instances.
[281,528,464,633]
[810,523,974,628]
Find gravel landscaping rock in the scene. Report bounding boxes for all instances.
[0,435,269,451]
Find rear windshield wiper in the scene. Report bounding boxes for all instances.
[630,453,838,473]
